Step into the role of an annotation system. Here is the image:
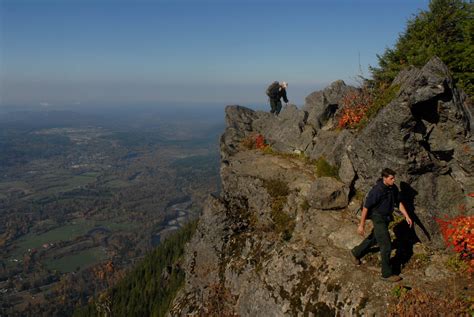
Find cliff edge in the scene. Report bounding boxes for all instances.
[169,57,473,316]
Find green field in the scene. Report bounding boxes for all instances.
[0,181,31,191]
[80,172,99,178]
[103,221,136,231]
[103,179,130,188]
[14,220,97,253]
[22,172,98,200]
[13,219,137,256]
[45,247,108,273]
[41,173,98,193]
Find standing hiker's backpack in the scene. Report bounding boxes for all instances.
[266,81,280,98]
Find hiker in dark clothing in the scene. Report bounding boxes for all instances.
[350,168,413,282]
[268,81,289,115]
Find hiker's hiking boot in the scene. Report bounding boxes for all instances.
[381,275,402,282]
[350,251,361,266]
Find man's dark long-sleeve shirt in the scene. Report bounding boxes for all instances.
[364,179,399,217]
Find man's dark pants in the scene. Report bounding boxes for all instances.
[270,98,282,115]
[351,214,393,278]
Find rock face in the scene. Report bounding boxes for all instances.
[348,57,473,246]
[169,57,473,316]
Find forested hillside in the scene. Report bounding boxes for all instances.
[74,221,197,317]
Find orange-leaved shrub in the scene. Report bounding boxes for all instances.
[337,82,399,130]
[240,133,269,150]
[337,88,373,129]
[255,134,267,149]
[435,215,474,272]
[387,288,472,316]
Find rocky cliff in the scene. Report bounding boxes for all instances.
[169,57,473,316]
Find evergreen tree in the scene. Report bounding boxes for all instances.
[371,0,473,96]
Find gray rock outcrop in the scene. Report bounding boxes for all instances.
[221,105,259,160]
[303,80,357,130]
[253,105,315,153]
[348,56,473,246]
[170,57,473,316]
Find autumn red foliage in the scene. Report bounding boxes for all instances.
[255,134,266,149]
[436,215,474,271]
[337,88,373,129]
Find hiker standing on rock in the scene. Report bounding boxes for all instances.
[266,81,289,115]
[350,168,413,282]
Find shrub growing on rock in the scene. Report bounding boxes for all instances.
[240,133,270,151]
[263,179,290,198]
[255,134,266,149]
[262,179,294,241]
[436,215,474,272]
[337,83,399,130]
[387,288,472,316]
[315,157,339,179]
[337,87,372,129]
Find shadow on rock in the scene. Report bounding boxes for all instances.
[392,221,417,275]
[391,182,430,274]
[400,181,431,241]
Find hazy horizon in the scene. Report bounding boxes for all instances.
[0,82,325,111]
[1,0,430,108]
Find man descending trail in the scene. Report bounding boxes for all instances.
[266,81,289,115]
[350,168,413,282]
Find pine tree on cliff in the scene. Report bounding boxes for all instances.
[370,0,473,96]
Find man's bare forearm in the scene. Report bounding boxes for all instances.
[399,202,413,227]
[357,207,369,236]
[359,207,368,226]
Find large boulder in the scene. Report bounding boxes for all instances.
[253,104,315,153]
[308,177,349,210]
[338,153,356,187]
[303,80,357,130]
[308,129,353,165]
[220,105,259,160]
[221,104,316,158]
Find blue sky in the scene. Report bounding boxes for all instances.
[0,0,430,108]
